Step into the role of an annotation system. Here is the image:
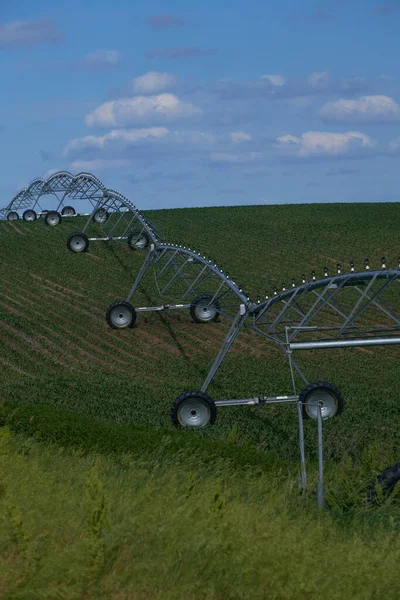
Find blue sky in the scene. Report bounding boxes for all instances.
[1,0,400,209]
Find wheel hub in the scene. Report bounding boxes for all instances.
[71,236,85,251]
[111,306,132,327]
[195,301,216,321]
[305,390,337,419]
[178,399,210,427]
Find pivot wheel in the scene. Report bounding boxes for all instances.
[368,463,400,504]
[106,301,136,329]
[171,391,217,428]
[44,211,61,227]
[23,209,37,222]
[7,211,19,221]
[190,295,221,324]
[128,230,150,251]
[66,232,89,253]
[93,208,109,224]
[299,381,344,420]
[61,206,76,217]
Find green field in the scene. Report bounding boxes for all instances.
[1,202,400,598]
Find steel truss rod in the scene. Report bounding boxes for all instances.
[155,245,250,306]
[126,247,157,301]
[339,275,395,334]
[288,277,351,342]
[201,305,248,393]
[290,336,400,351]
[353,285,400,327]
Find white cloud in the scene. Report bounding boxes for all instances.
[308,72,331,88]
[131,72,177,94]
[82,49,122,68]
[260,74,286,86]
[85,93,202,127]
[64,127,169,156]
[230,131,252,143]
[69,159,130,171]
[64,128,254,162]
[320,95,400,124]
[0,19,63,48]
[210,152,263,163]
[276,131,376,158]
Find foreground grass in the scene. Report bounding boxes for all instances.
[2,425,400,600]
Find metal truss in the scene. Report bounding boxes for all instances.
[0,188,29,220]
[1,171,77,223]
[106,243,251,328]
[66,188,165,253]
[1,171,108,225]
[197,265,400,394]
[3,169,169,252]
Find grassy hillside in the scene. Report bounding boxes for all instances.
[0,202,399,461]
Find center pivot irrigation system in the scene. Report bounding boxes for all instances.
[6,171,399,505]
[104,245,400,506]
[2,170,164,253]
[1,171,78,224]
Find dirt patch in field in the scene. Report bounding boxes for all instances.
[8,223,24,235]
[0,299,25,318]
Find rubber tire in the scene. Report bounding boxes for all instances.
[23,209,37,222]
[299,381,344,420]
[93,209,109,224]
[66,232,89,253]
[61,206,76,216]
[106,301,136,329]
[368,463,400,504]
[44,211,61,227]
[190,295,221,324]
[127,230,150,251]
[7,211,19,221]
[170,391,217,428]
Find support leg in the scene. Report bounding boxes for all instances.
[297,400,307,491]
[316,405,324,509]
